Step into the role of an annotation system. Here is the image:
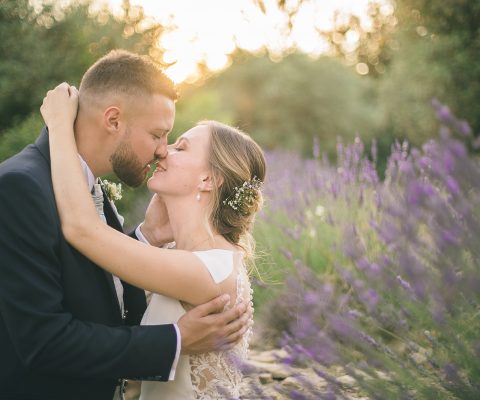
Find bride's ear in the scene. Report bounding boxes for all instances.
[198,174,224,193]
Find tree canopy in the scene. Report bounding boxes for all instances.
[0,0,165,132]
[1,0,479,165]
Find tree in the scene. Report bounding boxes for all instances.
[193,51,377,157]
[395,0,480,136]
[254,1,480,143]
[0,0,166,136]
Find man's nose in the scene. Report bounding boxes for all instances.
[155,141,168,159]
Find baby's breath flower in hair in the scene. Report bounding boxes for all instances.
[223,176,262,216]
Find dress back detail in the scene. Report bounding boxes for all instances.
[140,249,253,400]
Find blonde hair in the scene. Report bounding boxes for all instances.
[200,121,266,268]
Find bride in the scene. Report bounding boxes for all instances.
[40,83,266,399]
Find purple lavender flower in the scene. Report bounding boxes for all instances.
[396,275,415,297]
[253,101,480,400]
[280,248,294,260]
[444,175,460,196]
[457,120,472,137]
[360,288,379,312]
[436,105,454,124]
[448,140,466,158]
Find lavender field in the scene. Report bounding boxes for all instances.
[250,103,480,399]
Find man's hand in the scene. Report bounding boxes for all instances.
[141,194,174,246]
[178,294,253,354]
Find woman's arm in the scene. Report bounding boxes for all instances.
[40,83,222,305]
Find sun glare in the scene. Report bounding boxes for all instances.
[98,0,389,83]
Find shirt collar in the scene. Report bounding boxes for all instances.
[78,155,96,192]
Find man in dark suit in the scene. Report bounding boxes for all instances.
[0,50,248,400]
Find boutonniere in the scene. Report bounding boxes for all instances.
[101,179,123,202]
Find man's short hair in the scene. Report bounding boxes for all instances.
[79,49,178,101]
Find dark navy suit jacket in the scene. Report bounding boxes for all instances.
[0,128,177,400]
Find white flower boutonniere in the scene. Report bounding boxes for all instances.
[101,179,123,202]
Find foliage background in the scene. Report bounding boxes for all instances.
[2,0,479,164]
[1,1,479,396]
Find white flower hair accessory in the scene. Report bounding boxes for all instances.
[223,176,262,216]
[101,179,123,202]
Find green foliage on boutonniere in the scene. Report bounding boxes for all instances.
[101,179,123,202]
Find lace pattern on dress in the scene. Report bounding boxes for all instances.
[189,265,253,399]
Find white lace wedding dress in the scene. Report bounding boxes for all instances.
[139,249,253,400]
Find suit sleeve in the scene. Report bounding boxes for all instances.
[0,171,176,381]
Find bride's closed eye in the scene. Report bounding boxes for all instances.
[172,138,188,151]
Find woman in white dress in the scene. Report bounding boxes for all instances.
[40,84,266,399]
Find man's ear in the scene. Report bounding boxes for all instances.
[198,174,224,193]
[103,106,122,134]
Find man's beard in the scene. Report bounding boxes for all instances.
[111,139,150,188]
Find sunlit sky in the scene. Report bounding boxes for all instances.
[91,0,391,83]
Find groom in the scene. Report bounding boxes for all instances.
[0,50,248,400]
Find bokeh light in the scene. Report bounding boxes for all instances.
[97,0,389,83]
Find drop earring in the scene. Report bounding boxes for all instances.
[196,193,201,201]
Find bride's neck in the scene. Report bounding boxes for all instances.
[165,197,224,251]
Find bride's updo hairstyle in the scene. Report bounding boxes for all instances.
[200,121,266,262]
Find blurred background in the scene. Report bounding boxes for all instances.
[2,0,479,167]
[3,2,480,397]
